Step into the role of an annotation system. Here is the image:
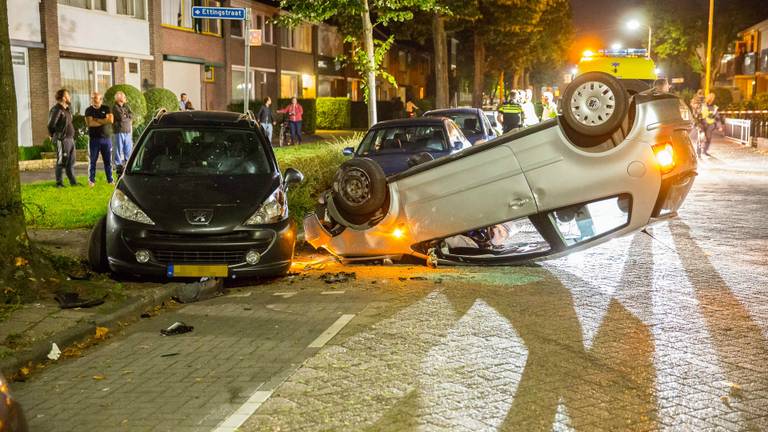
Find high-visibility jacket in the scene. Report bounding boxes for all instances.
[499,102,524,131]
[701,103,719,126]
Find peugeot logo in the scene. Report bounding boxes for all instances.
[185,209,213,225]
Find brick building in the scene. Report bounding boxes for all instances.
[719,18,768,100]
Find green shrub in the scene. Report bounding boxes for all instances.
[712,87,733,108]
[40,138,55,153]
[316,97,351,130]
[18,146,43,161]
[75,135,89,150]
[144,88,180,116]
[104,84,148,127]
[227,100,264,114]
[72,114,88,138]
[277,98,316,134]
[754,93,768,110]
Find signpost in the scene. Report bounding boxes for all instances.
[191,6,250,113]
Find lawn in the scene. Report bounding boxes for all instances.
[22,137,357,230]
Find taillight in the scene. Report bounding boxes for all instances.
[653,142,675,174]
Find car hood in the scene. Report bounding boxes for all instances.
[119,174,281,232]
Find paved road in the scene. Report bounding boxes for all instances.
[13,136,768,431]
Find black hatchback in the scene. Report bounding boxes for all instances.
[88,111,304,279]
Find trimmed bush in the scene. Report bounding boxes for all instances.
[104,84,148,127]
[712,87,733,109]
[277,98,316,134]
[18,146,43,161]
[227,100,265,115]
[144,88,180,116]
[316,97,351,130]
[40,138,55,153]
[75,135,89,150]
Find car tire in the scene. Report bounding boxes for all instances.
[332,158,388,218]
[562,72,628,137]
[88,216,110,273]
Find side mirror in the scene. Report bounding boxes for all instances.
[453,141,463,150]
[283,168,304,191]
[342,147,355,156]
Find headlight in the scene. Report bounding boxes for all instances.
[244,189,286,225]
[110,189,155,225]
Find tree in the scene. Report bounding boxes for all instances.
[649,0,767,89]
[279,0,436,126]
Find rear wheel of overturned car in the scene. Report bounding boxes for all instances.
[88,216,110,273]
[562,71,629,137]
[332,158,388,222]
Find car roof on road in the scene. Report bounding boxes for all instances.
[371,117,447,129]
[152,110,254,128]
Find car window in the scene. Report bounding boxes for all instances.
[357,126,448,155]
[129,128,272,176]
[441,113,482,136]
[446,121,471,147]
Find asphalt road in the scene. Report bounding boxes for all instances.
[13,137,768,431]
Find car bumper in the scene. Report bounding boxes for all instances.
[106,213,296,278]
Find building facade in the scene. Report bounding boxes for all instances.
[720,18,768,100]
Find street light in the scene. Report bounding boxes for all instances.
[626,19,652,58]
[611,42,622,50]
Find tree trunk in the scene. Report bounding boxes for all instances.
[472,31,485,108]
[432,13,449,109]
[0,0,37,296]
[361,0,377,126]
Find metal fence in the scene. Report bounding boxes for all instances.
[722,110,768,147]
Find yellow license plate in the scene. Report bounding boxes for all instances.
[168,264,229,278]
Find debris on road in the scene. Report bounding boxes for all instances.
[47,343,61,361]
[172,278,223,303]
[319,272,356,284]
[54,291,105,309]
[94,327,109,341]
[160,353,180,358]
[160,322,194,336]
[92,374,106,381]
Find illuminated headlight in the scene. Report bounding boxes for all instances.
[110,189,155,225]
[244,189,286,225]
[135,249,151,263]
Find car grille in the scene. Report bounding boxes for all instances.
[146,232,252,241]
[152,250,247,265]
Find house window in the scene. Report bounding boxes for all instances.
[60,58,113,114]
[162,0,221,35]
[280,23,312,53]
[318,25,342,58]
[116,0,146,19]
[58,0,106,10]
[231,20,243,38]
[253,13,274,44]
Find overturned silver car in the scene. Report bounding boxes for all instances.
[304,72,698,265]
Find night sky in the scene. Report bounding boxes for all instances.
[569,0,648,62]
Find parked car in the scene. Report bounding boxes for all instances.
[424,107,499,144]
[483,110,503,136]
[0,373,28,432]
[341,117,472,176]
[306,72,697,265]
[88,110,304,279]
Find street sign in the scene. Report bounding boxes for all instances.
[191,6,246,20]
[248,29,262,46]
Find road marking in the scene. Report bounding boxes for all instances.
[212,390,273,432]
[227,291,252,298]
[321,291,345,295]
[273,292,297,298]
[308,314,356,348]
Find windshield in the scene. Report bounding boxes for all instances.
[444,113,482,136]
[357,125,448,155]
[129,128,272,176]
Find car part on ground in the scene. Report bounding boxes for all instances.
[304,73,697,266]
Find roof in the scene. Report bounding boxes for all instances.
[424,108,483,116]
[739,18,768,35]
[152,110,255,128]
[370,117,447,129]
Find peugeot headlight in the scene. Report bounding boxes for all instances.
[245,189,286,225]
[110,189,155,225]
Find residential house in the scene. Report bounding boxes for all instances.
[720,18,768,99]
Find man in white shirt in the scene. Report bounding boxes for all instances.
[522,89,539,127]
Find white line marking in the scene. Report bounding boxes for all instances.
[321,291,345,295]
[227,291,252,298]
[308,314,355,348]
[212,390,273,432]
[273,292,297,298]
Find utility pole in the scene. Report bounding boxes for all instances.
[244,8,251,113]
[704,0,714,95]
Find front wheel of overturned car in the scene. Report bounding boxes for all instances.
[561,71,628,137]
[332,158,388,221]
[88,216,110,273]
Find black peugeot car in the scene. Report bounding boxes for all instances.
[88,110,303,279]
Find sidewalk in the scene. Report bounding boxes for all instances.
[698,133,768,175]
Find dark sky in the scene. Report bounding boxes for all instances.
[569,0,648,59]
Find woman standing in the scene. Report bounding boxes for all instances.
[277,97,303,145]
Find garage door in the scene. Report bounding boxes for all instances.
[163,61,201,110]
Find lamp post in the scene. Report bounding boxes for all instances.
[704,0,714,95]
[627,19,652,58]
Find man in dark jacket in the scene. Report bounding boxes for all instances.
[257,97,274,144]
[47,89,77,188]
[112,91,134,176]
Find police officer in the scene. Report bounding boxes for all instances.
[699,92,722,158]
[498,91,524,133]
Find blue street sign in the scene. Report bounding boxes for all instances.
[191,6,246,20]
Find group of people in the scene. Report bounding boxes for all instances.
[497,89,558,133]
[257,96,305,146]
[689,89,722,158]
[47,89,135,188]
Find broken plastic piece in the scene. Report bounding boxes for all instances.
[160,322,194,336]
[319,272,356,284]
[47,343,61,361]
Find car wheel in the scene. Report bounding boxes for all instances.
[332,158,388,219]
[88,216,110,273]
[562,72,628,137]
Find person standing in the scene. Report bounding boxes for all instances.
[277,97,304,145]
[47,89,77,188]
[179,93,189,111]
[541,92,558,121]
[112,91,134,177]
[405,98,419,118]
[498,92,524,133]
[522,89,539,127]
[85,91,114,187]
[258,97,275,144]
[699,92,722,158]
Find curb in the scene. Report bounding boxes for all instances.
[0,279,224,377]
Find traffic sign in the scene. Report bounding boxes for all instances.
[248,29,262,46]
[191,6,246,20]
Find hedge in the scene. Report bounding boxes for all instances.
[277,98,316,134]
[144,88,180,116]
[227,100,265,115]
[316,97,351,130]
[711,87,733,109]
[104,84,148,127]
[18,146,42,161]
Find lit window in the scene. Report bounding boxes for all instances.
[280,23,312,53]
[116,0,146,19]
[58,0,106,11]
